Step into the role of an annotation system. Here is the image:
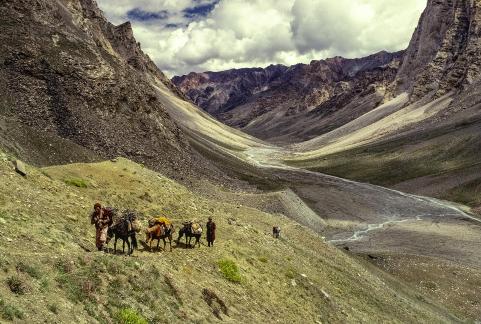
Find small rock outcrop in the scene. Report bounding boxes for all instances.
[14,160,27,176]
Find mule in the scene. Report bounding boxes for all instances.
[177,222,202,248]
[145,223,174,252]
[107,211,140,255]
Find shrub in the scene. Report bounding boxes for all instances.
[115,308,148,324]
[64,178,89,188]
[258,256,268,263]
[218,259,242,283]
[6,276,28,295]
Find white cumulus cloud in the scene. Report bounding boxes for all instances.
[96,0,427,76]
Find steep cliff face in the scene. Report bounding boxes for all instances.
[0,0,210,179]
[396,0,481,100]
[173,51,403,141]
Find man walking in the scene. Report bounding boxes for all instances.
[206,217,216,247]
[91,203,111,251]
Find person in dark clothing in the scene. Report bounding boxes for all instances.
[91,203,111,251]
[273,226,281,238]
[206,217,216,247]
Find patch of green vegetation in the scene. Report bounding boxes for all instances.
[0,254,9,272]
[16,261,42,279]
[55,258,102,302]
[218,259,242,283]
[64,177,89,188]
[258,256,268,263]
[39,278,50,293]
[115,308,148,324]
[6,275,28,295]
[442,178,481,207]
[0,298,24,321]
[287,129,481,194]
[285,267,297,279]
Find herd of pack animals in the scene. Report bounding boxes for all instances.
[91,203,281,255]
[92,204,207,255]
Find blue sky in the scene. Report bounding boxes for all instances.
[96,0,427,77]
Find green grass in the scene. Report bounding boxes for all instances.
[55,259,102,303]
[16,261,42,279]
[258,256,268,263]
[115,308,148,324]
[442,178,481,207]
[218,259,242,283]
[0,298,24,321]
[64,177,89,188]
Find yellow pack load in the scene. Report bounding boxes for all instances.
[154,216,171,226]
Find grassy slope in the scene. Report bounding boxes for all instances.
[0,153,456,323]
[287,120,481,207]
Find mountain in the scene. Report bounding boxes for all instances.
[0,0,214,181]
[287,0,481,207]
[172,51,403,142]
[395,0,481,101]
[1,0,481,322]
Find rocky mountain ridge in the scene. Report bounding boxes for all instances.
[0,0,214,181]
[173,51,403,141]
[395,0,481,101]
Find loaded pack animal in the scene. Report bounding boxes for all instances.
[107,210,141,255]
[145,219,174,252]
[177,221,202,248]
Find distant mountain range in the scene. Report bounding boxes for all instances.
[173,51,403,142]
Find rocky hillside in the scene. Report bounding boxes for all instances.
[173,51,403,142]
[0,151,460,323]
[0,0,213,181]
[395,0,481,101]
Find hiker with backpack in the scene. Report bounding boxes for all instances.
[90,203,113,251]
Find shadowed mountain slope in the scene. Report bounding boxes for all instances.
[0,0,217,182]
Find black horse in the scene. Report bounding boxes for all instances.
[107,211,140,255]
[177,222,202,248]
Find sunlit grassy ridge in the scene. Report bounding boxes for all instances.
[0,153,456,323]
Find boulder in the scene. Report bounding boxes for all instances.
[14,160,27,176]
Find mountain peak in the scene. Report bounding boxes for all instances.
[396,0,481,100]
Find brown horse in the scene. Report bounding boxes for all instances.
[145,223,174,251]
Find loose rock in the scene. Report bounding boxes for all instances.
[14,160,27,176]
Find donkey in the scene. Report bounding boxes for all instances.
[107,211,140,255]
[177,222,202,248]
[145,222,174,252]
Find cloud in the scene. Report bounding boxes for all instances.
[96,0,427,76]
